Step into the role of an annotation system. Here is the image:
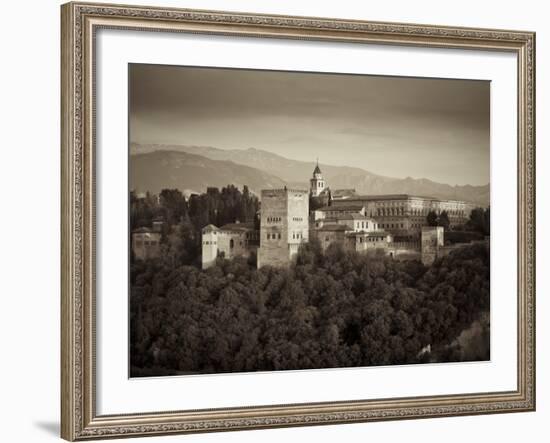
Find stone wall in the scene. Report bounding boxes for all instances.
[132,231,161,261]
[258,189,309,268]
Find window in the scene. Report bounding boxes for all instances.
[278,233,281,239]
[267,234,271,240]
[230,239,234,249]
[325,236,329,242]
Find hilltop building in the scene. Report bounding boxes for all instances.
[132,227,161,261]
[330,194,474,238]
[257,188,309,268]
[309,161,327,197]
[189,161,479,269]
[201,222,259,269]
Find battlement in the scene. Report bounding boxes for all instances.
[261,188,308,198]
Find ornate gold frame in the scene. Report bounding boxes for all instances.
[61,2,536,440]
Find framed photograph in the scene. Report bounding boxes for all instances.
[61,2,536,440]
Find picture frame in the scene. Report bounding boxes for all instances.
[61,1,536,440]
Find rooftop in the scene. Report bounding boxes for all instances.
[338,194,470,204]
[316,224,348,232]
[346,230,390,237]
[220,222,255,231]
[317,204,364,212]
[261,188,308,196]
[343,194,438,201]
[202,224,220,232]
[331,189,357,198]
[133,227,151,233]
[333,213,368,220]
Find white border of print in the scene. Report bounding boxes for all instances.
[95,28,517,415]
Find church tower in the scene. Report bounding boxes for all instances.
[310,160,326,197]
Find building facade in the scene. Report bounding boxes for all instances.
[309,163,327,197]
[132,227,162,261]
[198,162,478,268]
[201,222,259,269]
[331,194,474,237]
[257,188,309,268]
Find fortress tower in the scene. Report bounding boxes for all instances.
[257,188,309,268]
[310,161,326,197]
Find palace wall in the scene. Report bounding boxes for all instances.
[258,188,309,268]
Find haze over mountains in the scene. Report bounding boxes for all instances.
[130,143,490,206]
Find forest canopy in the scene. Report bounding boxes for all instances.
[130,240,490,376]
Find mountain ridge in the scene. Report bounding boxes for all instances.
[130,150,288,195]
[130,143,489,206]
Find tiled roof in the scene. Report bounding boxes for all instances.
[334,213,368,220]
[331,189,357,197]
[317,204,364,212]
[316,224,348,232]
[220,222,255,231]
[133,227,152,233]
[342,194,438,201]
[346,230,390,237]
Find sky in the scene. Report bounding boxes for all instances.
[129,64,490,186]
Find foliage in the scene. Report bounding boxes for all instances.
[309,195,324,211]
[426,210,450,230]
[445,230,484,244]
[130,185,260,267]
[130,242,490,376]
[427,210,438,227]
[467,207,490,236]
[438,210,450,230]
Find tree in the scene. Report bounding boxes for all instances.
[159,188,187,226]
[467,207,490,236]
[438,210,450,231]
[130,239,490,376]
[309,195,324,211]
[427,210,438,227]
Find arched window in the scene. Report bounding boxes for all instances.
[229,239,234,249]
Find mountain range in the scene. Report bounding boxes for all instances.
[130,143,490,206]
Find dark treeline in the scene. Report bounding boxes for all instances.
[130,185,260,266]
[130,240,490,376]
[426,207,490,245]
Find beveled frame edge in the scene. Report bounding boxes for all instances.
[60,1,536,441]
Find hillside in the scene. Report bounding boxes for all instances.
[130,143,490,206]
[130,150,286,195]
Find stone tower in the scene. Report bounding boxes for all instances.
[310,161,326,197]
[421,226,444,265]
[201,224,220,269]
[257,188,309,268]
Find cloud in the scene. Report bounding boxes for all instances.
[129,64,490,186]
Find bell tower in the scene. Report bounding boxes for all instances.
[310,159,326,197]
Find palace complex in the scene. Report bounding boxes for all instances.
[129,161,481,269]
[199,163,478,269]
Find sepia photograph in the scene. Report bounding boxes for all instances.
[128,64,490,378]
